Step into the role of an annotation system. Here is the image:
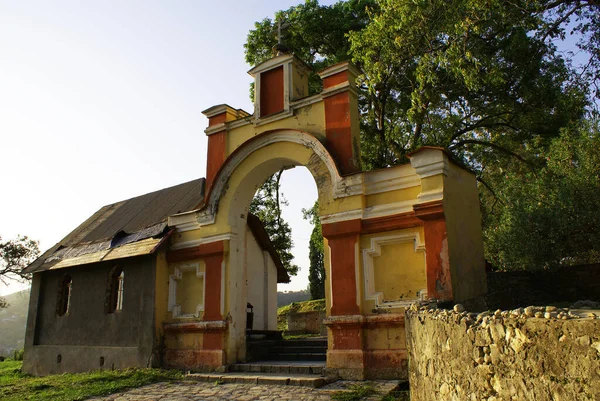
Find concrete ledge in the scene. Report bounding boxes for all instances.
[163,320,227,333]
[186,372,328,388]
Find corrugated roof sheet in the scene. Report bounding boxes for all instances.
[25,178,205,273]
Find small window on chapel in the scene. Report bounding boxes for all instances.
[107,267,124,313]
[56,275,72,316]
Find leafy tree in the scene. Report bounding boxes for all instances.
[302,201,325,300]
[529,0,600,97]
[250,170,300,277]
[0,235,39,308]
[484,118,600,270]
[348,0,588,170]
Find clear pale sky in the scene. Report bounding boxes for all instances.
[0,0,339,296]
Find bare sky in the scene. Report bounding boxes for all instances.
[0,1,339,295]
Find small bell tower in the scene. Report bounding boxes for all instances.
[248,54,310,121]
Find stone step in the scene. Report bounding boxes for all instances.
[271,346,327,354]
[186,372,331,388]
[230,362,325,375]
[267,353,326,362]
[272,339,328,348]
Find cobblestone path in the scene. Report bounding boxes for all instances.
[88,380,399,401]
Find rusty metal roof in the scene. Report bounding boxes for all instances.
[25,178,205,273]
[25,178,288,281]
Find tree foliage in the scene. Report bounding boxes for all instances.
[349,0,588,170]
[0,235,39,308]
[249,170,300,277]
[302,201,325,300]
[484,118,600,270]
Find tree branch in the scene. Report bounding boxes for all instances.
[449,139,528,163]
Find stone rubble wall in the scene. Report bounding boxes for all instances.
[405,303,600,401]
[287,310,327,335]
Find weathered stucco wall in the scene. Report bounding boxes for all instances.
[23,255,157,375]
[405,303,600,401]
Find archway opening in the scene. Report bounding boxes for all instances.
[215,134,337,365]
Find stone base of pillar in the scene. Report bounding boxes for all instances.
[326,349,365,380]
[164,349,226,372]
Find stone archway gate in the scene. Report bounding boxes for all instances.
[159,54,487,380]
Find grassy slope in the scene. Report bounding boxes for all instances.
[0,360,182,401]
[277,298,325,331]
[0,290,30,357]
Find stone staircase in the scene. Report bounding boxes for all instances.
[186,332,331,388]
[266,337,328,362]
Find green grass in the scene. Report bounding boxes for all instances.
[277,298,326,331]
[0,360,183,401]
[282,333,322,340]
[381,389,410,401]
[331,383,376,401]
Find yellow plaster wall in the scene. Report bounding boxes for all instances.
[176,264,205,316]
[359,228,426,314]
[373,242,426,302]
[165,332,203,351]
[365,187,421,208]
[154,250,170,338]
[442,164,487,302]
[226,101,326,156]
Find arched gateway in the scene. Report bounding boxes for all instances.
[162,54,487,379]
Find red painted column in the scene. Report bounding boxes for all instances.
[322,219,361,316]
[319,62,362,175]
[201,105,250,201]
[413,201,454,300]
[202,246,224,351]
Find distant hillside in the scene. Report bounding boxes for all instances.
[0,289,30,357]
[277,289,310,307]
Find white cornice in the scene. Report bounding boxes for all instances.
[204,123,226,136]
[363,199,417,219]
[319,199,419,225]
[253,109,294,127]
[170,233,234,251]
[320,209,364,225]
[334,173,363,198]
[363,165,421,195]
[168,210,201,229]
[409,148,449,178]
[289,93,322,109]
[202,104,237,118]
[318,61,360,80]
[320,81,360,99]
[248,54,295,76]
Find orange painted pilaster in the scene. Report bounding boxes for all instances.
[322,219,361,316]
[319,63,361,175]
[206,130,226,195]
[413,201,453,300]
[259,66,284,117]
[202,104,250,200]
